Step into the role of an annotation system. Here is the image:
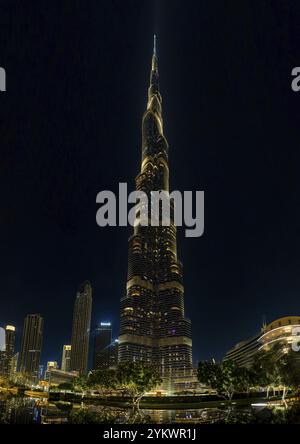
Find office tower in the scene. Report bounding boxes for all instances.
[109,339,119,369]
[118,36,192,376]
[70,281,92,375]
[19,314,44,380]
[61,345,72,372]
[93,322,112,370]
[5,325,16,377]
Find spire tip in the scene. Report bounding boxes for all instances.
[153,34,157,57]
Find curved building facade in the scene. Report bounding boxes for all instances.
[118,37,192,376]
[224,316,300,367]
[258,316,300,354]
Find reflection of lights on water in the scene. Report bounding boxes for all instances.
[251,403,268,407]
[33,407,39,423]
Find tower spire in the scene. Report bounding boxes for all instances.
[151,34,158,74]
[153,34,157,57]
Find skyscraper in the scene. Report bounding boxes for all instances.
[61,345,72,372]
[93,322,112,370]
[5,325,16,377]
[19,314,44,380]
[0,327,6,376]
[70,281,92,375]
[118,37,192,376]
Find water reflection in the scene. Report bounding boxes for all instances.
[0,395,251,424]
[0,396,45,424]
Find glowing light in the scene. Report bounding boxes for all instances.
[5,325,15,331]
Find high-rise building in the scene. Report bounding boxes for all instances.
[109,339,119,369]
[118,36,192,377]
[19,314,44,380]
[61,345,72,372]
[0,327,6,376]
[93,322,112,370]
[70,281,92,375]
[5,325,16,377]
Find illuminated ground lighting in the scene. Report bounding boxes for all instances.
[251,403,268,407]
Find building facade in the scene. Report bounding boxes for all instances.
[46,368,78,386]
[70,281,92,375]
[5,325,16,377]
[61,345,71,372]
[19,314,44,380]
[224,316,300,367]
[224,334,260,368]
[258,316,300,354]
[118,37,192,376]
[93,323,112,370]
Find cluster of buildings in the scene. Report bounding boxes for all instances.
[0,283,119,387]
[1,38,299,395]
[0,37,194,392]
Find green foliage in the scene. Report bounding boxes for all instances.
[55,401,73,412]
[215,401,300,424]
[84,363,161,412]
[72,375,89,396]
[277,351,300,392]
[116,361,162,410]
[57,382,73,391]
[88,369,118,395]
[69,407,118,424]
[250,343,300,399]
[197,360,250,401]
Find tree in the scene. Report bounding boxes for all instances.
[276,350,300,400]
[250,352,274,397]
[116,361,162,412]
[13,372,32,388]
[69,406,118,424]
[251,343,300,401]
[197,360,247,401]
[72,375,89,399]
[57,382,73,391]
[88,369,118,397]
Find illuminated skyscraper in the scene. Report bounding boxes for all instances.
[19,314,44,380]
[93,322,112,370]
[70,281,92,375]
[118,36,192,376]
[61,345,72,372]
[5,325,16,377]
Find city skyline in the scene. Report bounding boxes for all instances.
[2,1,300,369]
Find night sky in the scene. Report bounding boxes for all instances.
[1,0,300,368]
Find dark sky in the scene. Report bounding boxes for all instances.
[1,0,300,368]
